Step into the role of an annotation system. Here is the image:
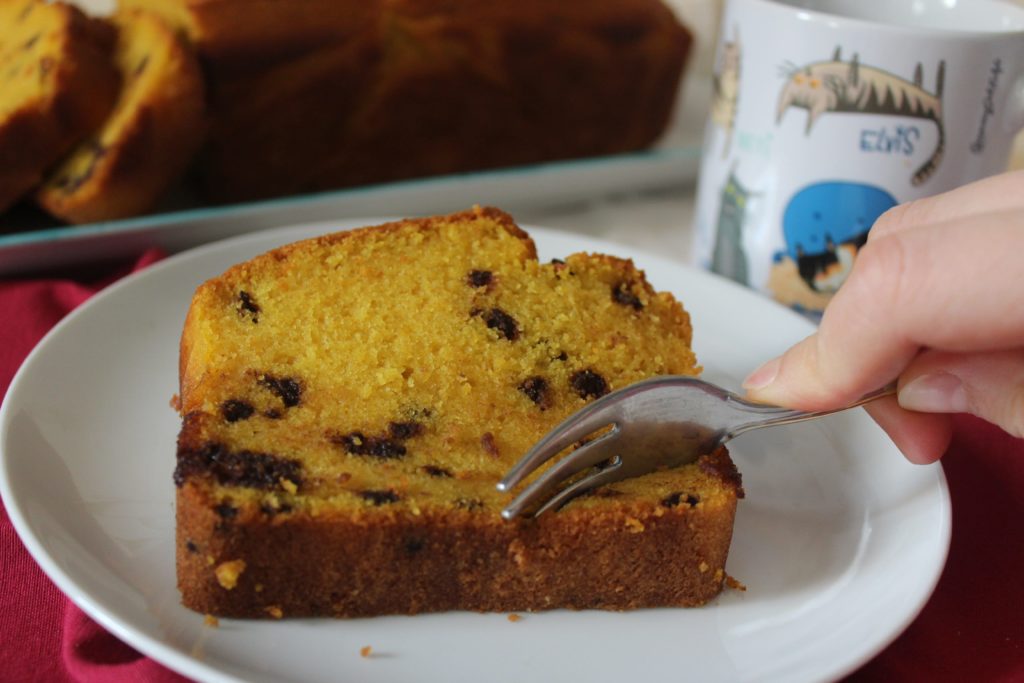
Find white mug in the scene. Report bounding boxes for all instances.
[692,0,1024,316]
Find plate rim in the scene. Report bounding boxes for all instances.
[0,218,952,683]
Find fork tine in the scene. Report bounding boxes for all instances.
[530,461,624,517]
[496,398,620,493]
[499,428,621,519]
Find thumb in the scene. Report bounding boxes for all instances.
[897,349,1024,438]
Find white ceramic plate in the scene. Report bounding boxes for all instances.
[0,221,950,683]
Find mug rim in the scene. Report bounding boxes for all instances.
[742,0,1024,38]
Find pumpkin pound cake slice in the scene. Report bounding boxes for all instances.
[176,207,743,618]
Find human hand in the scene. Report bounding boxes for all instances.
[742,170,1024,464]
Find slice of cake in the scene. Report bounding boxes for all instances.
[0,0,119,213]
[175,207,743,618]
[36,9,205,224]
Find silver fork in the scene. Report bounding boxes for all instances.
[497,376,896,519]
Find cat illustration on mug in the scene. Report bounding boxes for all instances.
[767,181,897,315]
[710,166,752,285]
[711,28,741,156]
[776,47,945,186]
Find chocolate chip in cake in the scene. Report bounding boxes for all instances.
[475,307,520,341]
[214,503,238,519]
[264,408,283,419]
[550,259,575,277]
[237,291,260,322]
[258,374,302,407]
[331,431,407,459]
[518,376,550,409]
[661,492,682,508]
[571,369,609,399]
[358,489,400,506]
[660,492,701,508]
[404,538,426,555]
[174,442,303,492]
[466,269,493,288]
[481,432,500,458]
[55,141,106,194]
[388,421,424,440]
[553,351,569,362]
[186,540,199,553]
[612,283,644,310]
[221,399,255,423]
[421,465,453,478]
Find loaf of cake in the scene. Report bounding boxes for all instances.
[121,0,692,203]
[35,9,205,224]
[175,206,743,618]
[118,0,378,78]
[0,0,120,213]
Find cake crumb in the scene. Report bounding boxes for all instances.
[360,645,373,658]
[481,432,500,458]
[624,517,645,533]
[215,559,246,590]
[279,478,298,494]
[507,613,523,623]
[265,605,283,619]
[169,394,181,412]
[698,561,710,573]
[724,574,747,592]
[203,614,219,628]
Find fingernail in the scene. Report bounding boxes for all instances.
[899,373,969,414]
[743,357,781,390]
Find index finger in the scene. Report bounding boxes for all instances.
[744,213,1024,409]
[870,170,1024,242]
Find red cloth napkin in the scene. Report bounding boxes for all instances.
[1,252,1022,682]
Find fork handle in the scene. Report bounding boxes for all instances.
[726,382,898,439]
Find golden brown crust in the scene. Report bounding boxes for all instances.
[35,9,206,223]
[0,1,119,212]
